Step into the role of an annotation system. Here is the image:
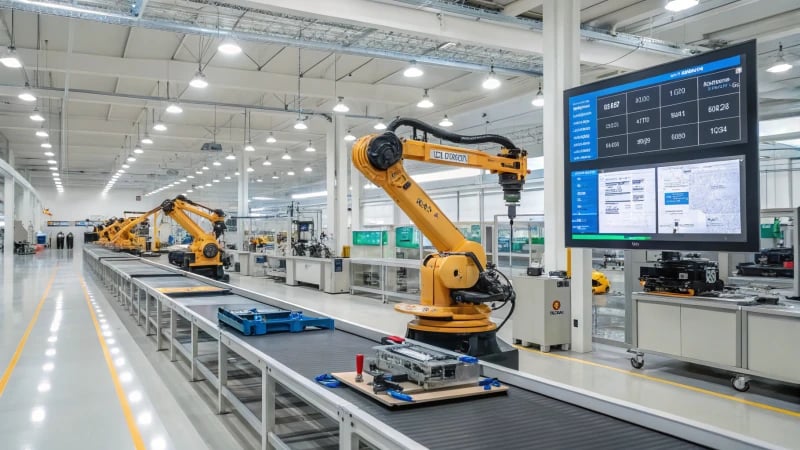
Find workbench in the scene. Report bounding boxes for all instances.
[83,245,768,450]
[349,257,421,303]
[630,292,800,391]
[284,255,350,294]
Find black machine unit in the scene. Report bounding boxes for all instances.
[640,254,723,296]
[737,248,794,278]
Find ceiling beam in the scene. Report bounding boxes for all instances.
[242,0,681,70]
[502,0,543,17]
[13,48,460,105]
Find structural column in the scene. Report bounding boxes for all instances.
[543,0,592,352]
[326,116,350,256]
[350,150,362,232]
[3,176,14,257]
[237,149,249,251]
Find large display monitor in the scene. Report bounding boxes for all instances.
[563,41,759,251]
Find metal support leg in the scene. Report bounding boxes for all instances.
[145,294,151,335]
[339,406,355,450]
[261,369,276,450]
[155,298,163,350]
[191,321,200,381]
[169,309,177,362]
[218,340,228,414]
[136,290,142,323]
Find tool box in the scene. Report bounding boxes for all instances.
[217,307,334,336]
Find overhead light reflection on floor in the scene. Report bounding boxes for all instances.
[37,381,51,392]
[42,363,54,372]
[30,407,46,423]
[119,371,132,383]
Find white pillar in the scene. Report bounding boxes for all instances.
[544,0,592,352]
[237,149,249,251]
[350,149,362,232]
[21,189,31,230]
[325,119,336,250]
[4,177,14,256]
[334,116,350,253]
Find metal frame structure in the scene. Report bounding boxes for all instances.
[83,245,775,450]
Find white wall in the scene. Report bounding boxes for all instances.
[38,187,153,249]
[760,160,798,209]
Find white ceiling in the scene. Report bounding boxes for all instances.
[0,0,797,207]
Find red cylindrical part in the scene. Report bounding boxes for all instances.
[356,354,364,375]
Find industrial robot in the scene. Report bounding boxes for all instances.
[352,118,527,367]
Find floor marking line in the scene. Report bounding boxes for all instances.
[0,268,58,398]
[80,277,146,450]
[514,345,800,418]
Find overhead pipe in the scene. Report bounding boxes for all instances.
[0,0,539,76]
[0,83,384,120]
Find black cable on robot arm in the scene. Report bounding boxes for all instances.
[386,117,518,150]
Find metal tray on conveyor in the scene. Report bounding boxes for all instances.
[135,276,213,290]
[184,307,700,450]
[103,260,176,277]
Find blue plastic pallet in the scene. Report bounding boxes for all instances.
[218,307,335,336]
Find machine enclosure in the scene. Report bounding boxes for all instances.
[512,276,572,351]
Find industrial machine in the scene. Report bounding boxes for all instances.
[161,195,231,281]
[639,252,724,296]
[368,343,480,390]
[353,118,527,365]
[106,207,160,254]
[511,276,571,352]
[592,270,611,294]
[737,248,794,278]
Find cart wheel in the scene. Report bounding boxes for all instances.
[630,357,644,369]
[731,376,750,392]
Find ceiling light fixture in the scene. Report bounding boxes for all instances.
[305,142,316,152]
[18,84,36,102]
[189,70,208,89]
[374,122,387,130]
[266,132,277,144]
[304,165,312,172]
[664,0,699,12]
[532,83,545,107]
[44,151,54,157]
[30,109,45,122]
[153,120,167,131]
[482,67,501,90]
[262,157,272,166]
[403,62,423,78]
[767,43,793,73]
[41,142,52,149]
[294,115,308,130]
[244,141,255,152]
[247,166,255,173]
[0,47,21,68]
[256,178,263,183]
[195,170,203,175]
[332,96,349,113]
[133,144,144,154]
[218,38,242,55]
[287,170,295,176]
[282,149,291,160]
[127,155,136,162]
[141,135,153,145]
[226,153,236,160]
[417,89,434,108]
[122,164,130,169]
[272,172,279,179]
[224,175,231,180]
[47,159,57,165]
[166,102,183,114]
[344,130,356,142]
[36,130,48,138]
[213,160,221,166]
[49,166,58,171]
[202,165,209,170]
[187,175,194,179]
[439,115,453,127]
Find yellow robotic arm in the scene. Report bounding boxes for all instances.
[353,118,527,357]
[160,195,230,281]
[107,205,162,252]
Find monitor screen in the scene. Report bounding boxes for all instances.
[564,41,759,251]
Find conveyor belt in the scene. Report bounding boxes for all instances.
[175,296,701,449]
[93,248,706,449]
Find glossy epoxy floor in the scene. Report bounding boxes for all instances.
[0,251,248,450]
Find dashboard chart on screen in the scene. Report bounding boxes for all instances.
[564,41,759,251]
